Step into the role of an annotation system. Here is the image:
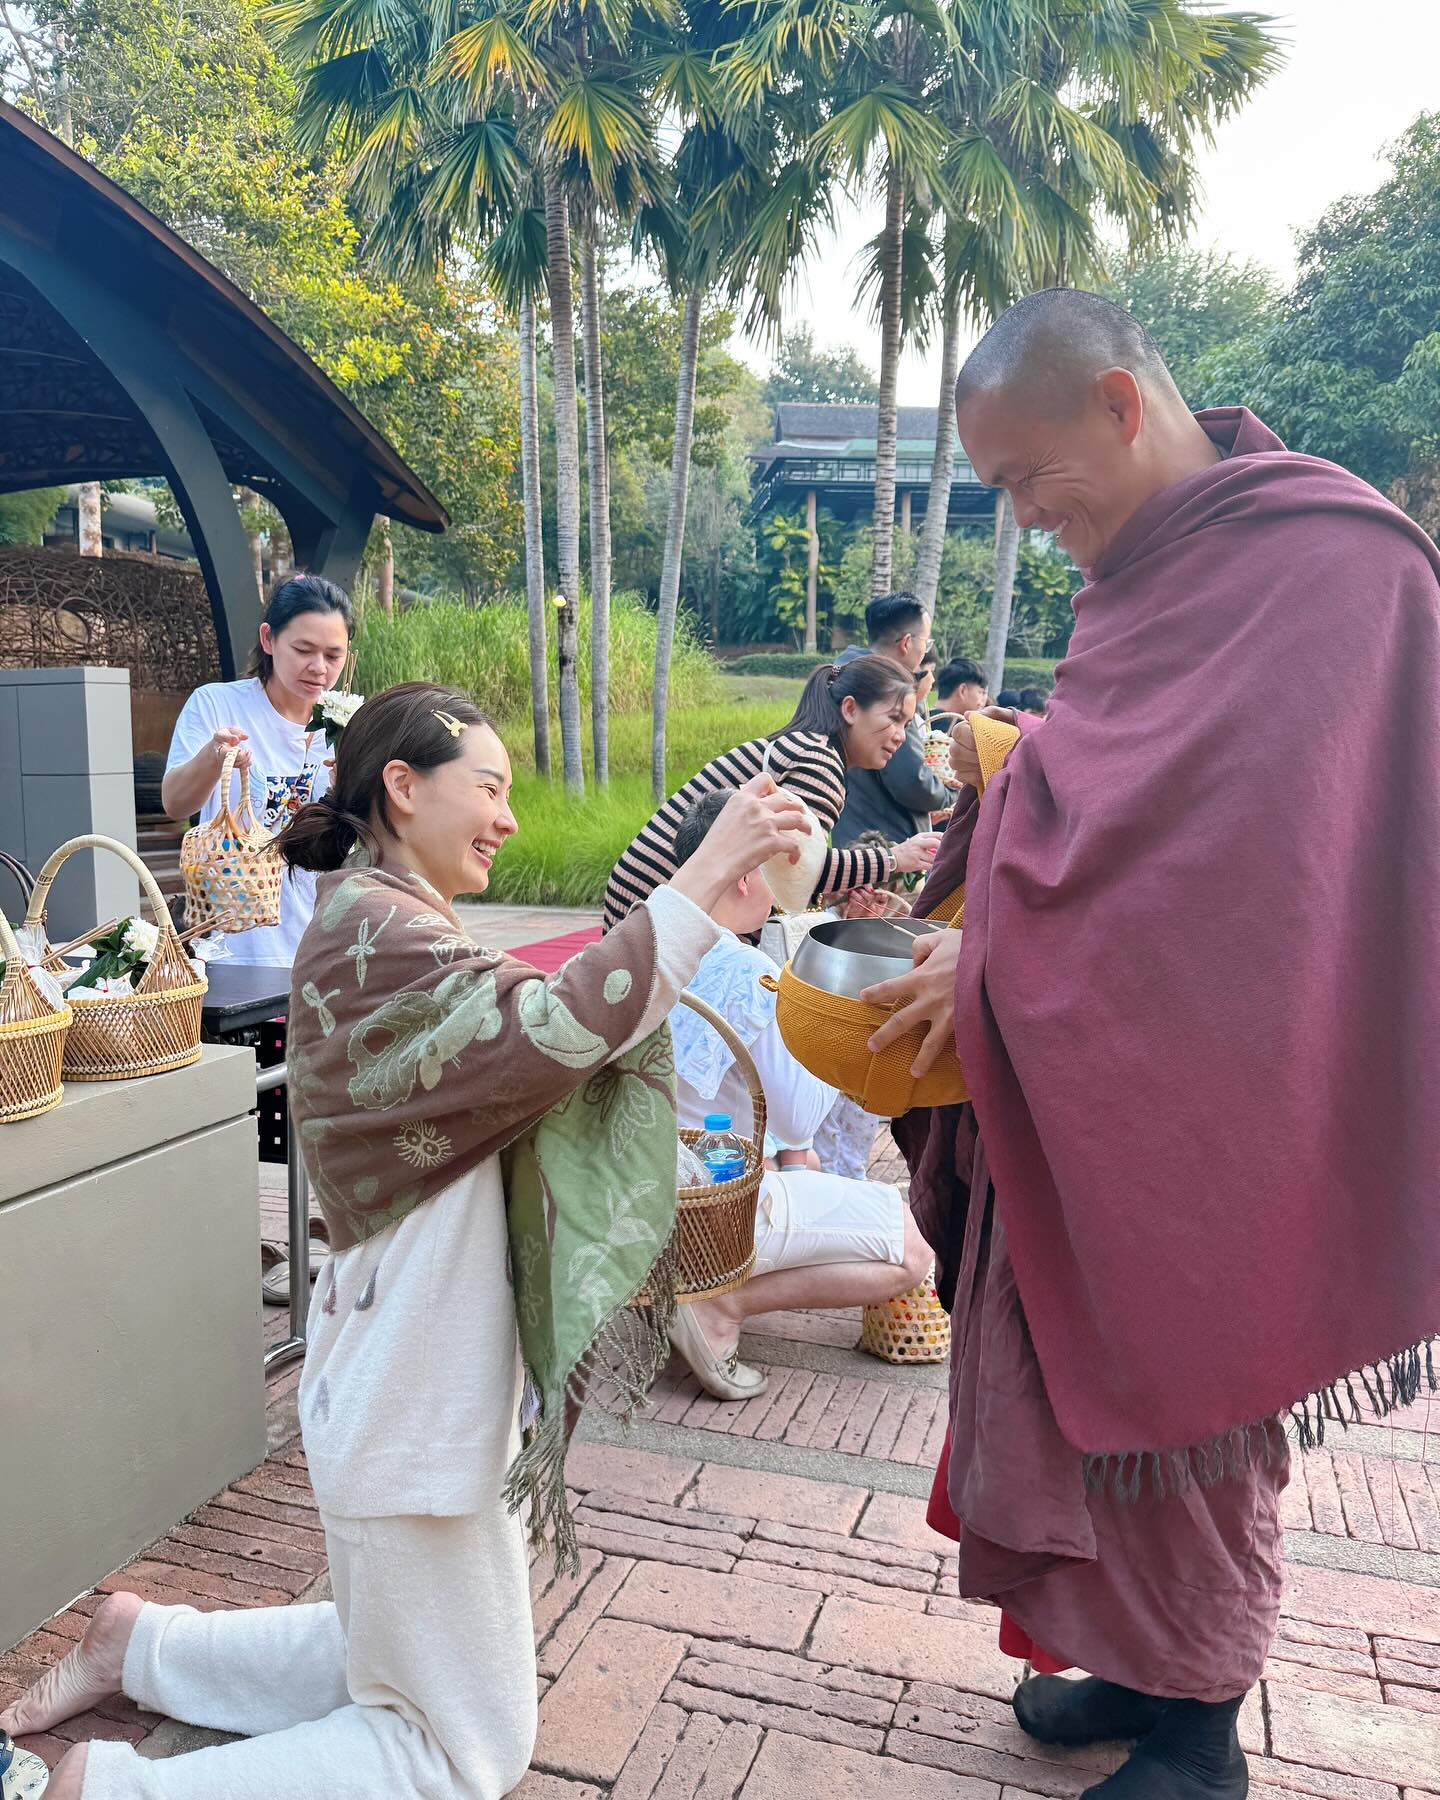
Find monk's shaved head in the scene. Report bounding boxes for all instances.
[955,287,1182,420]
[953,287,1220,568]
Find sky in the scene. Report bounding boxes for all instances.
[736,0,1440,404]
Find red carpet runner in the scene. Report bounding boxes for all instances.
[506,925,603,973]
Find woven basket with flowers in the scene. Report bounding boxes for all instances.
[27,835,206,1081]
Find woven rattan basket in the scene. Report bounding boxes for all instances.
[28,836,207,1081]
[860,1264,951,1365]
[0,903,71,1123]
[639,991,766,1304]
[180,744,282,934]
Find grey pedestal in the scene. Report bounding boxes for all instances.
[0,1045,266,1652]
[0,665,139,940]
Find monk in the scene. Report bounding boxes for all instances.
[865,288,1440,1798]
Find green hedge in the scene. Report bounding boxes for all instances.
[1001,658,1057,693]
[723,651,829,678]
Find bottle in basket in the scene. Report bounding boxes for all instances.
[694,1113,746,1184]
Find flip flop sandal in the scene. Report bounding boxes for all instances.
[1,1729,49,1798]
[260,1219,331,1306]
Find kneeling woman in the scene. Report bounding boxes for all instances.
[2,683,806,1800]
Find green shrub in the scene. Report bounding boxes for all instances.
[723,651,829,678]
[353,592,724,725]
[1002,658,1058,692]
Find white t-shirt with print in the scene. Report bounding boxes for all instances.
[167,676,332,968]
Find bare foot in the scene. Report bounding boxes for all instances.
[0,1592,142,1737]
[45,1743,89,1800]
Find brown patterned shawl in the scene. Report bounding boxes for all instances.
[287,862,681,1567]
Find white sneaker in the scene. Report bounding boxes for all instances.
[669,1304,768,1402]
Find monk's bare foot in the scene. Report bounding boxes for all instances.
[45,1743,89,1800]
[0,1591,142,1737]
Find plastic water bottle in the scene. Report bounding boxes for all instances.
[695,1113,746,1185]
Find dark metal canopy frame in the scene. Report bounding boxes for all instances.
[0,103,448,678]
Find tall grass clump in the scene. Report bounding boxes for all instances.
[353,592,723,725]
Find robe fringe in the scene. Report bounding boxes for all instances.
[1081,1338,1437,1504]
[503,1231,681,1576]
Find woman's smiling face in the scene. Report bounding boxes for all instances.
[389,722,518,902]
[841,690,917,769]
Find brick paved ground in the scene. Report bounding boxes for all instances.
[9,1129,1440,1797]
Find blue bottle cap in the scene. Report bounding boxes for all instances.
[702,1113,733,1132]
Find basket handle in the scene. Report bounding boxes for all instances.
[213,744,261,836]
[0,899,24,968]
[675,989,768,1152]
[25,834,182,943]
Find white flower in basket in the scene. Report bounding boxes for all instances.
[122,917,160,961]
[309,688,365,748]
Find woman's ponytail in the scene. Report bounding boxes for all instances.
[276,793,372,873]
[770,654,915,748]
[274,680,492,875]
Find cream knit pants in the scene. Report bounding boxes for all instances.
[81,1509,536,1800]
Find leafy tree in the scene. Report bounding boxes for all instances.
[0,488,65,545]
[758,506,842,644]
[4,0,522,599]
[1103,248,1279,404]
[601,288,748,469]
[762,327,879,406]
[1191,112,1440,503]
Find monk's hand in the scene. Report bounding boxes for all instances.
[949,706,1019,790]
[860,929,964,1078]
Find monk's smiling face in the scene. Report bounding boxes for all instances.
[957,367,1149,571]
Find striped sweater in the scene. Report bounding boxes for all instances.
[603,730,893,932]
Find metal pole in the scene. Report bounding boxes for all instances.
[258,1060,310,1375]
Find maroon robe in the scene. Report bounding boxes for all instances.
[900,409,1440,1696]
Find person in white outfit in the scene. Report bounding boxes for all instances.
[163,571,355,969]
[1,685,810,1800]
[666,789,931,1400]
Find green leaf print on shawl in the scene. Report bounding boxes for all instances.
[503,1036,679,1569]
[288,864,679,1571]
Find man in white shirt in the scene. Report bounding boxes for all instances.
[666,790,931,1400]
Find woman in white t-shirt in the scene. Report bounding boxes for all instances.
[164,573,354,967]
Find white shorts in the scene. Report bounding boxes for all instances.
[751,1168,906,1276]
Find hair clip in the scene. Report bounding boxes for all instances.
[432,710,465,738]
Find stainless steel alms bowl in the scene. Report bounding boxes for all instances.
[788,917,944,1000]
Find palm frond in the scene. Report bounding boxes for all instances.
[856,203,939,342]
[541,75,659,202]
[480,201,551,302]
[810,83,949,186]
[440,14,549,99]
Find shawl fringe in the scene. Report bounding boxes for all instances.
[1081,1339,1437,1505]
[503,1231,681,1577]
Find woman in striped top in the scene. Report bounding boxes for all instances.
[605,656,940,931]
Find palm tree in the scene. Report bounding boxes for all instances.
[643,18,835,797]
[728,0,954,600]
[578,212,611,785]
[544,168,586,792]
[914,222,965,612]
[730,0,1279,616]
[271,0,665,797]
[482,198,553,775]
